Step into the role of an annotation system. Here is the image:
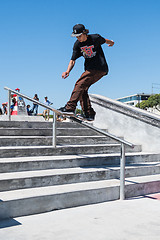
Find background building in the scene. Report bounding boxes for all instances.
[116,93,151,106]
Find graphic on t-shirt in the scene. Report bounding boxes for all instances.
[81,45,96,58]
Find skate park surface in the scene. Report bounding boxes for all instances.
[0,193,160,240]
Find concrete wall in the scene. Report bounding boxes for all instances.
[90,94,160,152]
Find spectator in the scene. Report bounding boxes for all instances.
[2,102,8,115]
[10,98,16,114]
[31,94,39,115]
[26,104,32,115]
[43,96,53,121]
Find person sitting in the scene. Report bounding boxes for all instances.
[26,105,32,115]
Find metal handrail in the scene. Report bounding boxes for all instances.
[4,87,56,111]
[4,86,135,200]
[4,86,57,147]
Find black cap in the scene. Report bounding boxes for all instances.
[71,24,86,37]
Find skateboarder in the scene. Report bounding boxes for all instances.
[59,24,114,121]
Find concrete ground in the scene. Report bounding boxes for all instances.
[0,193,160,240]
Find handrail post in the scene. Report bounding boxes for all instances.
[120,143,125,200]
[52,111,56,147]
[8,90,11,121]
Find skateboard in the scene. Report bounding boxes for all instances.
[55,109,93,123]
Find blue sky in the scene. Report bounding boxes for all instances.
[0,0,160,112]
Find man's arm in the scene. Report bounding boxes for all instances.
[105,39,114,47]
[62,60,75,79]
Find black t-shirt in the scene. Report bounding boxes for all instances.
[71,34,108,74]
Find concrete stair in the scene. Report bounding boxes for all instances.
[0,174,160,219]
[0,162,160,192]
[0,135,119,146]
[0,120,160,220]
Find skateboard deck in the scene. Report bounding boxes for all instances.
[55,109,92,123]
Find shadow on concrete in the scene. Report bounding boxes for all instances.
[0,218,22,229]
[127,192,160,201]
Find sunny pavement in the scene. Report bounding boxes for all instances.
[0,193,160,240]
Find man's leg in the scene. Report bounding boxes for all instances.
[43,109,47,120]
[65,71,91,111]
[78,70,106,117]
[32,104,35,113]
[66,70,105,111]
[79,90,96,117]
[47,110,50,120]
[35,105,38,115]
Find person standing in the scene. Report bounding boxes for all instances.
[59,24,114,121]
[32,94,39,115]
[2,102,8,115]
[43,96,53,121]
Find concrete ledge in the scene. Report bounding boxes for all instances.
[90,94,160,128]
[90,94,160,152]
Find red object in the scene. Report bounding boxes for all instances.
[15,88,20,92]
[11,102,18,115]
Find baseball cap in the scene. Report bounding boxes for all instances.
[71,24,86,37]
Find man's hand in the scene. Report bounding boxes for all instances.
[62,71,69,79]
[105,39,114,47]
[62,60,75,79]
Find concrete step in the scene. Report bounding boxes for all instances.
[0,136,53,146]
[0,128,53,136]
[0,144,141,158]
[0,152,159,173]
[0,163,160,192]
[0,174,160,219]
[0,120,84,129]
[0,127,101,136]
[0,135,119,146]
[57,136,118,145]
